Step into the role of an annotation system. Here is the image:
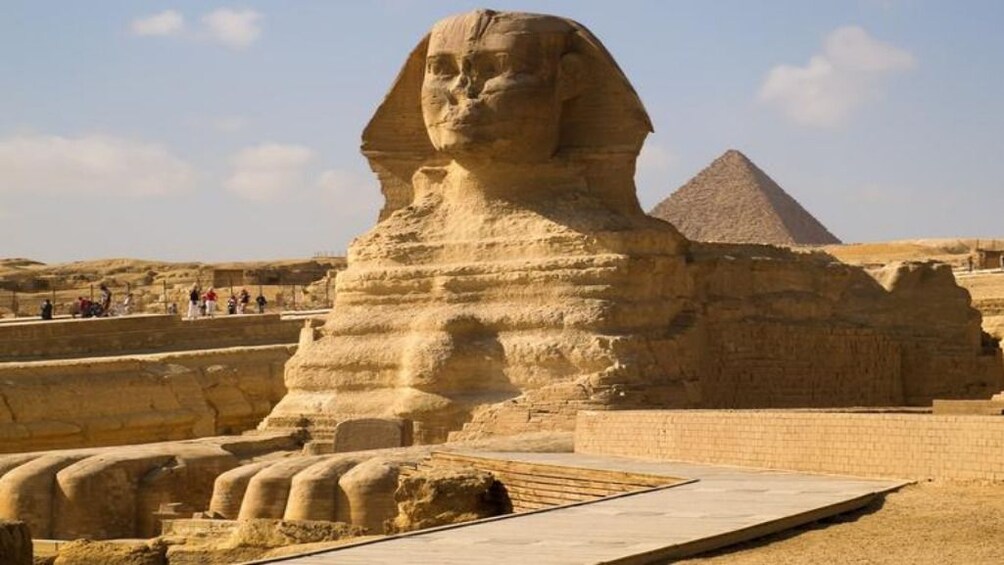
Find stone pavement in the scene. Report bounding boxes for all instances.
[256,452,907,565]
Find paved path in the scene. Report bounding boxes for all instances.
[260,452,907,565]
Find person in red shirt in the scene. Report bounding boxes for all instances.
[204,287,218,318]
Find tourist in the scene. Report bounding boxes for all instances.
[99,284,112,316]
[968,256,974,272]
[238,288,250,314]
[167,302,178,315]
[79,297,94,318]
[122,293,133,315]
[70,297,83,319]
[204,287,218,318]
[39,299,53,320]
[256,293,267,314]
[187,285,200,319]
[227,294,238,315]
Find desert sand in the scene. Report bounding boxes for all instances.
[681,481,1004,565]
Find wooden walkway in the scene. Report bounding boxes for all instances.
[255,452,907,565]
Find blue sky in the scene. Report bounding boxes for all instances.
[2,1,1002,262]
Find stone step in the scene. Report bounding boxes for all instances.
[419,451,678,512]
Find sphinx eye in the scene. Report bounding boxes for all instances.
[427,56,457,77]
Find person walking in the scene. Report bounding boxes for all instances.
[256,293,267,314]
[187,285,201,319]
[238,288,250,314]
[204,287,218,318]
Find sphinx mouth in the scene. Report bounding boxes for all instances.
[438,101,489,127]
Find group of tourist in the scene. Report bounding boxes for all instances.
[184,285,267,319]
[71,285,112,318]
[37,284,137,321]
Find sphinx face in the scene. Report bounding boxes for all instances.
[421,14,569,163]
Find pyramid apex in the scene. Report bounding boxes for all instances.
[718,148,752,163]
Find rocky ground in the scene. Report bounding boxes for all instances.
[680,481,1004,565]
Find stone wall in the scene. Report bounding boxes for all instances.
[699,322,903,407]
[575,410,1004,481]
[0,314,302,362]
[0,345,292,453]
[688,245,1003,408]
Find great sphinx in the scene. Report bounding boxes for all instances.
[2,9,999,544]
[261,9,693,442]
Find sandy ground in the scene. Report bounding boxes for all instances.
[679,481,1004,565]
[817,238,1003,267]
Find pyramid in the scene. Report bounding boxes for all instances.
[649,149,841,245]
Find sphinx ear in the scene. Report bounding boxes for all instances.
[557,52,586,101]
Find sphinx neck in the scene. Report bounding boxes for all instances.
[427,159,585,203]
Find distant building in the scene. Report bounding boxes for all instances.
[976,248,1004,270]
[649,149,841,246]
[211,258,347,288]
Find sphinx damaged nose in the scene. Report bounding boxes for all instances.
[453,72,484,100]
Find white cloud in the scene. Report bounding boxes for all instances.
[317,169,361,193]
[130,10,185,37]
[0,134,196,196]
[202,9,263,49]
[758,26,916,128]
[226,143,314,201]
[317,169,382,217]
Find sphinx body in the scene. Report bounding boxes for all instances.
[262,11,693,442]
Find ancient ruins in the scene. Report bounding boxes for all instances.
[2,8,1004,564]
[650,149,842,245]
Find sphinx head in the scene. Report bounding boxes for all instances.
[363,10,653,216]
[422,11,584,163]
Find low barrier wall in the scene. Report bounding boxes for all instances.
[575,409,1004,481]
[0,345,293,453]
[0,314,302,361]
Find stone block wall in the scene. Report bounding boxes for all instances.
[0,314,302,362]
[700,322,903,407]
[575,410,1004,481]
[0,345,292,453]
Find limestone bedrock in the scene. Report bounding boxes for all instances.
[262,9,691,443]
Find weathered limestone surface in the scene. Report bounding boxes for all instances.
[0,313,301,362]
[0,434,296,540]
[160,518,365,565]
[0,345,292,453]
[52,539,166,565]
[685,245,1001,408]
[176,434,569,543]
[387,468,502,533]
[262,9,691,444]
[0,519,32,565]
